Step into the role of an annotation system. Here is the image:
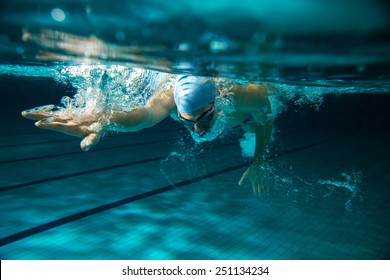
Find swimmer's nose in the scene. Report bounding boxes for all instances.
[193,124,207,135]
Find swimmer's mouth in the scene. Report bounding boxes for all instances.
[186,127,209,137]
[195,129,211,137]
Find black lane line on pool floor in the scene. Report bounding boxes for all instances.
[0,142,239,191]
[0,136,346,247]
[0,128,185,148]
[0,138,176,165]
[0,127,183,137]
[0,163,249,247]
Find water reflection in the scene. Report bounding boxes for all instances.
[0,0,389,87]
[22,29,172,70]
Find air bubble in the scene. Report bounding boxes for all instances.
[51,8,66,22]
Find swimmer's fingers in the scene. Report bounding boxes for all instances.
[21,105,60,121]
[249,180,263,197]
[80,133,101,152]
[257,182,269,196]
[34,117,102,151]
[252,182,258,196]
[35,119,86,138]
[239,167,270,196]
[21,110,55,121]
[238,168,250,186]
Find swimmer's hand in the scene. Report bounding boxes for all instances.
[238,165,269,195]
[21,105,104,151]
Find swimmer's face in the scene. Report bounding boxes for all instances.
[178,103,216,136]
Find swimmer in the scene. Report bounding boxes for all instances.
[22,74,273,194]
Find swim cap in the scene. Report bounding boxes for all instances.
[174,75,216,113]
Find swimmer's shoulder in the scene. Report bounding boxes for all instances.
[147,75,176,112]
[233,83,269,112]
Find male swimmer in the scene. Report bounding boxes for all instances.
[22,75,273,194]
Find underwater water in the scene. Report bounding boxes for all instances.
[0,0,389,260]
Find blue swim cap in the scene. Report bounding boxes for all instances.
[174,75,216,113]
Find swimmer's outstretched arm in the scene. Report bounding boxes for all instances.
[104,86,175,132]
[21,77,176,151]
[104,73,175,132]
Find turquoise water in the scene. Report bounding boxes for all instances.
[0,0,389,259]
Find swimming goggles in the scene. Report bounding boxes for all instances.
[178,104,215,128]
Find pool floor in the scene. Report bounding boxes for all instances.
[0,115,389,260]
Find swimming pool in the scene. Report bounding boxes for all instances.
[0,0,389,260]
